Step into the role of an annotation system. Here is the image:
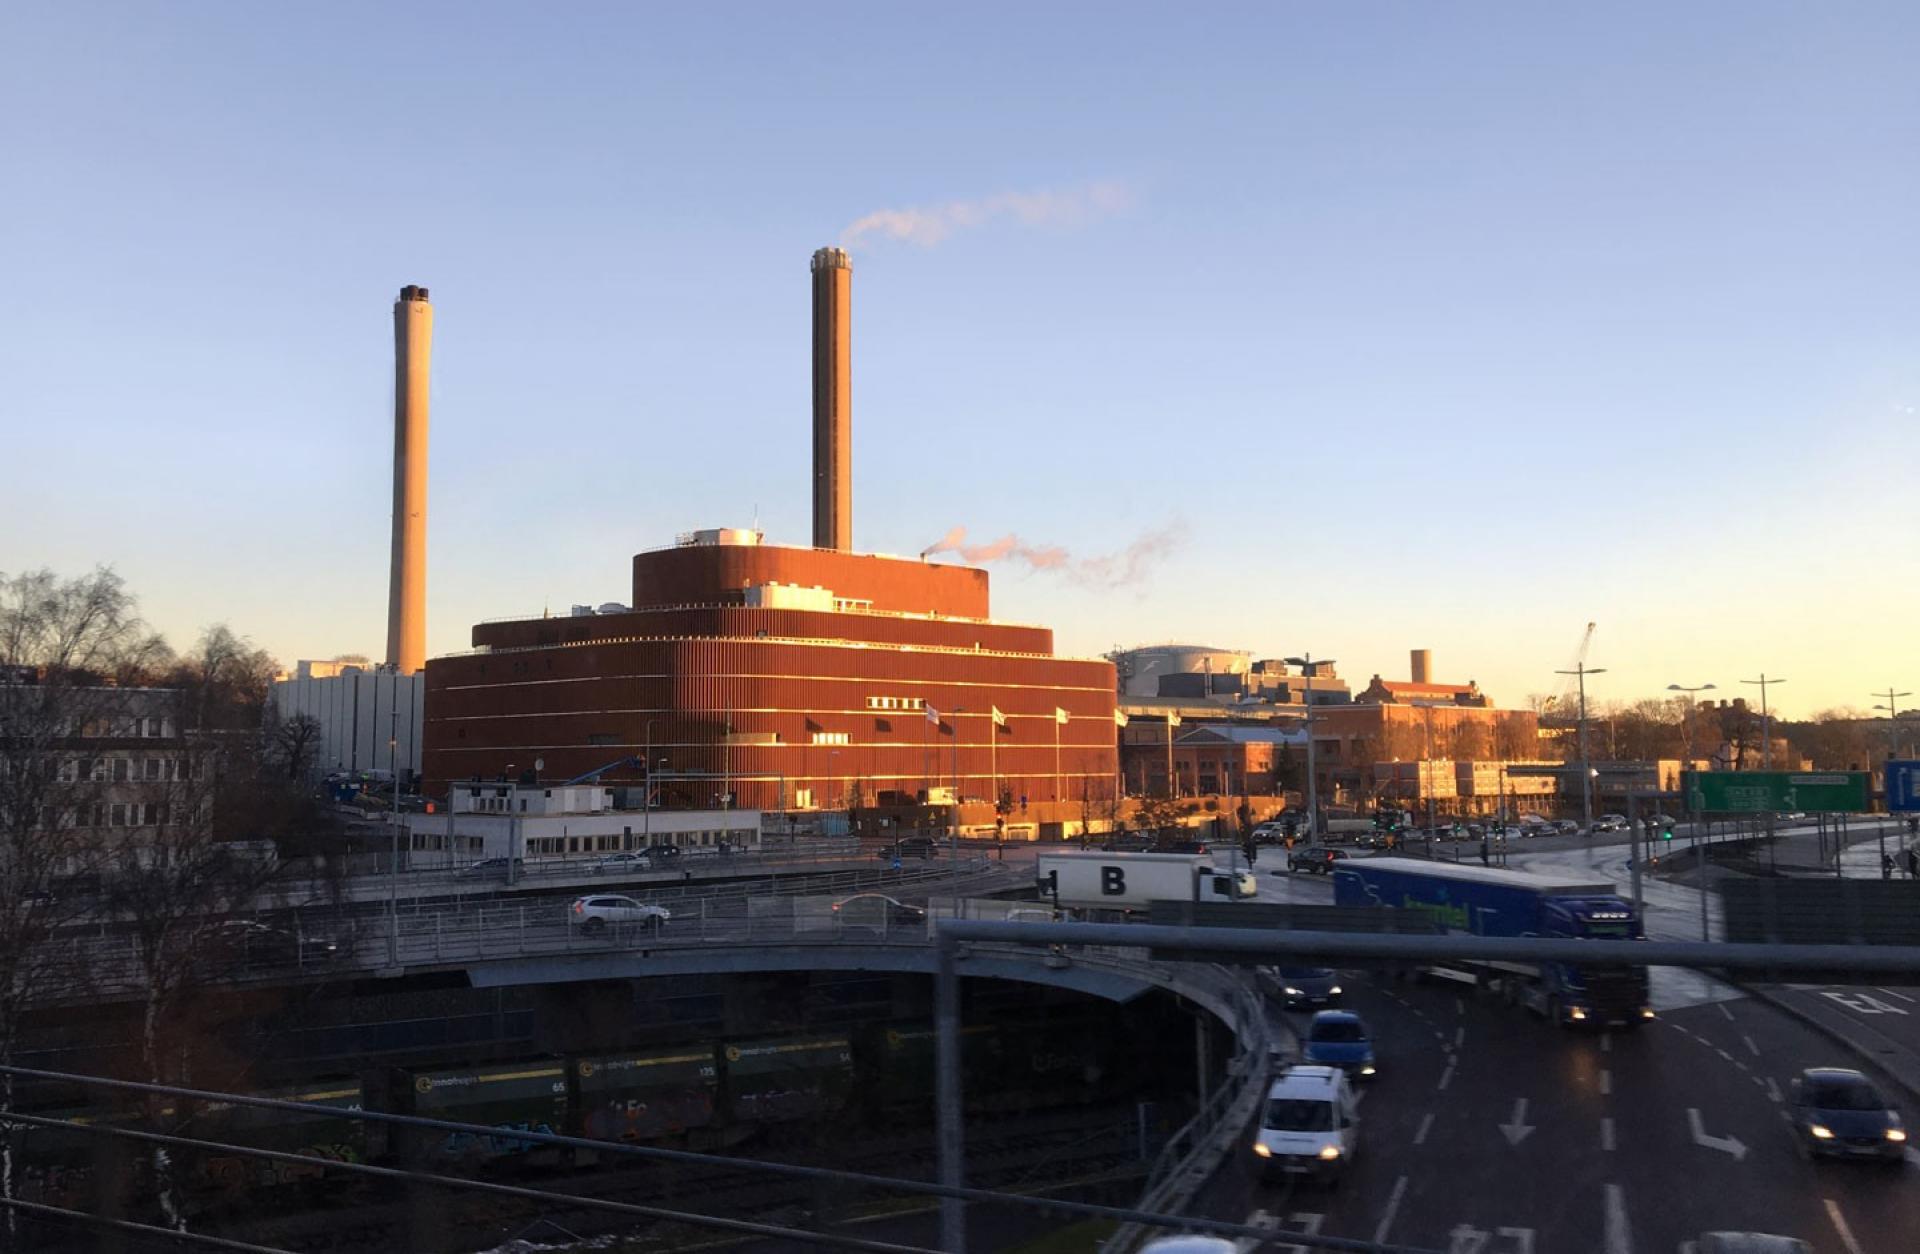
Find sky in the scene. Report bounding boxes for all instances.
[2,2,1914,720]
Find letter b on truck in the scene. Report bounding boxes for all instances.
[1101,866,1126,896]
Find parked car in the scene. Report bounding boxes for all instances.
[570,895,670,935]
[831,893,927,930]
[1100,832,1157,852]
[1159,839,1211,855]
[1251,1065,1359,1182]
[461,856,525,876]
[1788,1068,1906,1161]
[1302,1011,1376,1078]
[1287,846,1350,874]
[878,837,940,861]
[1553,820,1581,836]
[591,852,653,874]
[1269,967,1342,1010]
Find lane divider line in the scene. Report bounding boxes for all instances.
[1372,1175,1408,1247]
[1601,1116,1615,1151]
[1600,1069,1612,1096]
[1603,1183,1632,1254]
[1437,1063,1455,1092]
[1742,1034,1760,1057]
[1718,1002,1736,1021]
[1414,1111,1434,1146]
[1823,1198,1865,1254]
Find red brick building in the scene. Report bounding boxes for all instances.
[423,530,1118,813]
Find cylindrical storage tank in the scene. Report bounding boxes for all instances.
[1411,649,1433,684]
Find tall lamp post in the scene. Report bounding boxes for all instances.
[1284,655,1334,838]
[1668,681,1717,941]
[1739,674,1786,769]
[1555,662,1606,832]
[1873,688,1912,762]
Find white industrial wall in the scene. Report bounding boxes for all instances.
[269,669,424,777]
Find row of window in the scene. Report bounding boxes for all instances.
[525,829,754,856]
[57,756,190,784]
[865,696,927,712]
[77,716,173,739]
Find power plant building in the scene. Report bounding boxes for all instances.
[422,530,1118,815]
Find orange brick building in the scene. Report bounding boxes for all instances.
[423,530,1117,813]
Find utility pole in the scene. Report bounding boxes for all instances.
[1669,682,1717,943]
[387,692,400,968]
[1740,675,1786,769]
[1285,655,1334,838]
[1556,661,1606,832]
[1873,688,1912,762]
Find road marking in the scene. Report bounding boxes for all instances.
[1687,1107,1750,1160]
[1234,1207,1281,1254]
[1599,1069,1611,1096]
[1820,990,1909,1015]
[1718,1001,1735,1021]
[1823,1199,1865,1254]
[1600,1116,1615,1151]
[1496,1228,1536,1254]
[1454,1026,1466,1048]
[1371,1175,1407,1246]
[1603,1183,1632,1254]
[1456,996,1466,1015]
[1742,1034,1760,1057]
[1414,1111,1434,1146]
[1437,1062,1455,1092]
[1715,1048,1734,1062]
[1874,986,1917,1004]
[1499,1098,1536,1146]
[1600,1033,1611,1054]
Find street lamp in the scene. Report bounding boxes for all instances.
[1739,675,1786,769]
[1873,688,1912,760]
[1555,662,1606,832]
[1668,681,1716,941]
[1284,655,1334,838]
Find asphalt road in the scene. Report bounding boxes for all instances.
[1190,970,1918,1253]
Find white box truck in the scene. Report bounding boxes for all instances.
[1036,851,1255,911]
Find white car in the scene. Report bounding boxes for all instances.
[570,895,670,934]
[1251,1065,1359,1182]
[591,852,653,874]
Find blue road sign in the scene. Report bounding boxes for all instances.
[1889,760,1920,812]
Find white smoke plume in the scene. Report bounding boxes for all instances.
[843,180,1132,249]
[921,522,1184,587]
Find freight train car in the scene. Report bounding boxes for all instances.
[721,1035,853,1124]
[572,1046,719,1144]
[396,1059,570,1168]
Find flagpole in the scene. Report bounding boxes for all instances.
[1055,714,1063,804]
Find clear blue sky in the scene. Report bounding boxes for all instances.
[4,2,1914,717]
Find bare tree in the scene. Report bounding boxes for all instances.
[0,568,168,1226]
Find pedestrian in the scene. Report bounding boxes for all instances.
[1907,847,1919,879]
[1883,852,1895,880]
[1245,839,1258,866]
[1479,837,1490,867]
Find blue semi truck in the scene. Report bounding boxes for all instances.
[1331,857,1653,1028]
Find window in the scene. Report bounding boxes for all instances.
[110,803,126,827]
[811,731,849,745]
[145,758,162,781]
[113,758,130,783]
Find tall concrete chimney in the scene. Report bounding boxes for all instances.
[1411,648,1432,685]
[386,285,431,674]
[811,247,852,551]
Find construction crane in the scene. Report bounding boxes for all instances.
[1551,621,1596,714]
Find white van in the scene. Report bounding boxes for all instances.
[1251,1065,1359,1182]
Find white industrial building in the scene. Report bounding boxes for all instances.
[268,660,424,780]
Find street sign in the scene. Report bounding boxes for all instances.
[1686,770,1869,814]
[1887,761,1920,813]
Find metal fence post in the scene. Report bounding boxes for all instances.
[935,939,966,1252]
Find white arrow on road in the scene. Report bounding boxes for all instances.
[1499,1097,1536,1146]
[1688,1107,1749,1160]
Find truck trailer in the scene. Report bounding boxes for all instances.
[1036,851,1255,913]
[1330,857,1652,1028]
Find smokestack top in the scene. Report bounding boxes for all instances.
[398,284,431,303]
[811,247,851,273]
[1411,648,1433,684]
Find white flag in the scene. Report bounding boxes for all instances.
[991,706,1007,728]
[1113,710,1129,728]
[1055,707,1070,725]
[924,704,940,725]
[1167,712,1182,727]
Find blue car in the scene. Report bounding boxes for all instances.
[1302,1011,1376,1079]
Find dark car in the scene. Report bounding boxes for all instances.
[200,920,339,973]
[1271,967,1343,1010]
[878,837,939,861]
[1288,846,1350,874]
[831,893,928,930]
[1159,839,1211,855]
[1789,1068,1906,1161]
[1302,1010,1377,1078]
[637,844,682,861]
[1100,833,1157,852]
[461,856,525,876]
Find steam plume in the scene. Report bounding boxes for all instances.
[843,180,1132,249]
[921,522,1183,587]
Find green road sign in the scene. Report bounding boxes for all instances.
[1686,770,1869,814]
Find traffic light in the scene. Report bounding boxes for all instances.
[1661,822,1674,842]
